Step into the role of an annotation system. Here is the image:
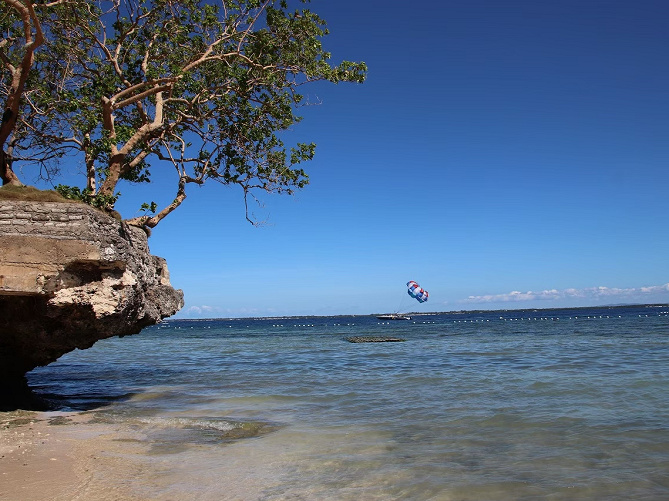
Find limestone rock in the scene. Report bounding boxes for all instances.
[0,200,184,398]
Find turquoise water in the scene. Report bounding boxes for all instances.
[28,305,669,500]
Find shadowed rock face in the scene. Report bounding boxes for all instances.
[0,201,184,406]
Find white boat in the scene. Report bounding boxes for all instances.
[376,314,411,320]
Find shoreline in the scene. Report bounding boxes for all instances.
[0,410,145,501]
[0,407,279,501]
[4,309,668,500]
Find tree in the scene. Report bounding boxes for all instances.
[2,0,366,227]
[0,0,43,186]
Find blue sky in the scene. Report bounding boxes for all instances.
[31,0,669,317]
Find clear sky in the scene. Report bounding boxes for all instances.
[33,0,669,317]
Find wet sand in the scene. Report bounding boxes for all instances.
[0,411,148,501]
[0,409,287,501]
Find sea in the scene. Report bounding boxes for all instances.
[27,304,669,500]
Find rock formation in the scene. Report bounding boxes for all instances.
[0,199,184,407]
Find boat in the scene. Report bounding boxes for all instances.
[375,281,428,322]
[376,314,411,320]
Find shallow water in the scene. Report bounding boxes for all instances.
[28,305,669,500]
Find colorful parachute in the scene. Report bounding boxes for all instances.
[407,281,429,303]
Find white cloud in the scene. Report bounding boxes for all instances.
[186,305,218,316]
[183,304,266,318]
[463,283,669,304]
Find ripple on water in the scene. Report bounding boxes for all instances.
[24,308,669,500]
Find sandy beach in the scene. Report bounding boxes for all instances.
[0,408,289,501]
[0,410,150,501]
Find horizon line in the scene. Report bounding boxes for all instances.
[166,303,669,322]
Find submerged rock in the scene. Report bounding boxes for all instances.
[0,200,184,407]
[345,336,406,343]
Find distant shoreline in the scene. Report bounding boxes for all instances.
[168,303,669,322]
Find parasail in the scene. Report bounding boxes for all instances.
[407,280,429,303]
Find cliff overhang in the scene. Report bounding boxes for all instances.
[0,199,184,408]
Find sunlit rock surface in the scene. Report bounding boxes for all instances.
[0,200,183,406]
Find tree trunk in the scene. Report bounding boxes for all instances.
[84,134,96,192]
[0,103,24,186]
[0,150,22,186]
[98,155,125,197]
[0,1,44,187]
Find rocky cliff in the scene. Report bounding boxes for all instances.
[0,199,184,407]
